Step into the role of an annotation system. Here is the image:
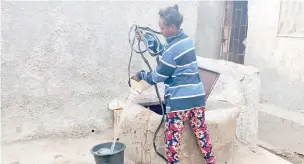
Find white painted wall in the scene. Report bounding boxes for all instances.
[1,1,199,143]
[195,1,225,59]
[246,0,304,114]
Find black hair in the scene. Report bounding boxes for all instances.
[159,4,183,29]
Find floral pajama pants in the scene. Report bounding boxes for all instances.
[164,106,215,164]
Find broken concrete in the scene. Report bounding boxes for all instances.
[113,99,240,164]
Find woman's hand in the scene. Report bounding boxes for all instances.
[131,73,141,82]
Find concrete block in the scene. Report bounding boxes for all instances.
[258,103,304,155]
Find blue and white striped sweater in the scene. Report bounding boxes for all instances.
[137,30,205,113]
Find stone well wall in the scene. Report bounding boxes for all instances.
[110,100,240,164]
[131,57,261,145]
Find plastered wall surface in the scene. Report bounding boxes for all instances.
[245,0,304,114]
[1,1,199,143]
[195,1,225,59]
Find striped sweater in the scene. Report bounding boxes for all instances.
[137,30,205,113]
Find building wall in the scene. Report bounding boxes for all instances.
[195,1,225,59]
[1,1,199,142]
[245,0,304,114]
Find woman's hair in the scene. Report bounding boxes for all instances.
[159,4,183,29]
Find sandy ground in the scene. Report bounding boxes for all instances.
[2,132,292,164]
[2,134,102,164]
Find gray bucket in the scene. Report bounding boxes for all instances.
[90,142,126,164]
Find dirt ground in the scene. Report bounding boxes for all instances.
[2,132,293,164]
[2,135,99,164]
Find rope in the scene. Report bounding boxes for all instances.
[128,25,168,163]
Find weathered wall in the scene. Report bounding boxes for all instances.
[245,0,304,114]
[1,1,199,143]
[196,57,260,145]
[195,1,225,59]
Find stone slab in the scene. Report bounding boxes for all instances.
[258,103,304,155]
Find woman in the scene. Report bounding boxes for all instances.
[132,4,216,164]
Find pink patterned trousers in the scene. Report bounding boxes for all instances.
[164,106,215,164]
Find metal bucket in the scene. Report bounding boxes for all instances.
[90,142,126,164]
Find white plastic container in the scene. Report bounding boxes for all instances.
[129,79,151,94]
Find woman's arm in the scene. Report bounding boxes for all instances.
[136,51,176,85]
